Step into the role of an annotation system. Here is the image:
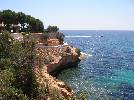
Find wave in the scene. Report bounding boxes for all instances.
[81,52,92,57]
[65,36,91,38]
[63,42,69,45]
[79,52,92,60]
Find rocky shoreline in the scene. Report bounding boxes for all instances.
[0,9,84,99]
[35,45,81,98]
[11,32,82,98]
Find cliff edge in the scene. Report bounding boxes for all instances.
[34,44,80,99]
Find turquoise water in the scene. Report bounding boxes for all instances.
[58,30,134,100]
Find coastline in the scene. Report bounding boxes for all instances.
[34,45,81,98]
[49,60,80,76]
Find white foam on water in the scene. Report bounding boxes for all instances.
[65,36,91,38]
[79,52,92,60]
[63,42,69,45]
[81,52,92,56]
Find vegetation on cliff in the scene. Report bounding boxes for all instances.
[0,31,86,100]
[0,31,64,99]
[0,9,44,33]
[0,9,65,44]
[75,48,81,57]
[0,10,85,100]
[0,31,38,99]
[46,25,59,33]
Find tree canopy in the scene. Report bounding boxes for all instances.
[46,25,59,33]
[0,9,44,33]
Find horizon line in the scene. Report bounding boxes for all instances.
[59,29,134,31]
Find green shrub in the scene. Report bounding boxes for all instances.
[0,31,38,99]
[0,31,87,100]
[0,31,14,58]
[0,87,29,100]
[75,48,81,57]
[11,38,38,98]
[42,32,49,40]
[0,58,12,70]
[47,25,59,33]
[0,68,29,100]
[57,32,65,44]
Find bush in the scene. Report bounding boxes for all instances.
[0,68,29,100]
[0,31,14,58]
[47,25,59,33]
[42,32,49,40]
[75,48,81,57]
[57,32,65,44]
[0,31,87,99]
[0,58,12,70]
[0,31,38,99]
[11,38,38,98]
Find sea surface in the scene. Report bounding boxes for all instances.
[58,30,134,100]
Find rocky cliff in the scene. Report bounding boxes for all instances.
[46,46,80,75]
[34,45,80,99]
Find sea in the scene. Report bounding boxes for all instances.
[58,30,134,100]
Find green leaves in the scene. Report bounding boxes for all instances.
[0,31,37,99]
[0,67,29,100]
[0,31,14,58]
[0,10,44,33]
[57,32,65,44]
[47,25,59,33]
[42,32,49,39]
[75,48,81,57]
[0,68,15,86]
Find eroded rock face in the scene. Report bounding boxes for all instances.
[34,45,80,99]
[34,66,74,99]
[47,39,60,46]
[46,46,79,74]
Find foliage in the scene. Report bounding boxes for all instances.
[0,31,86,99]
[0,31,38,99]
[0,31,14,58]
[44,55,54,64]
[47,25,59,33]
[0,68,29,100]
[57,32,65,44]
[41,32,49,40]
[75,48,81,57]
[0,9,44,33]
[11,41,38,97]
[37,83,49,100]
